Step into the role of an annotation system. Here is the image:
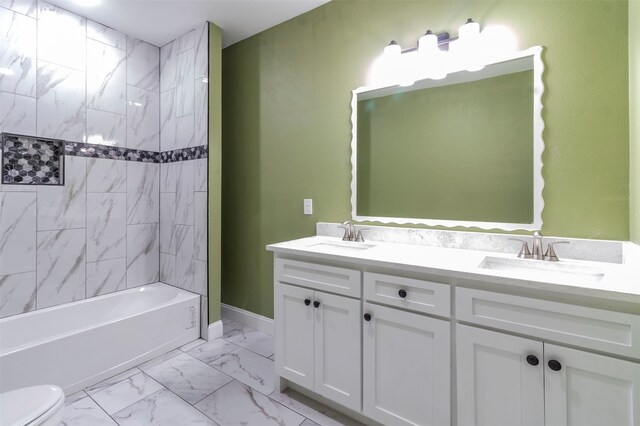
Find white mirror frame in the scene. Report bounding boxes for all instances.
[350,46,545,231]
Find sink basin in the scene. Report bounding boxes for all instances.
[308,241,376,253]
[478,256,605,284]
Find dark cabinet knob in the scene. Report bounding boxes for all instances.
[363,313,372,321]
[304,298,311,306]
[313,301,320,308]
[398,289,407,298]
[548,359,562,371]
[526,355,539,366]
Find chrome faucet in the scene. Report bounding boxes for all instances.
[510,231,569,262]
[340,221,366,242]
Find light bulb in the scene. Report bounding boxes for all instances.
[457,18,485,72]
[383,40,401,58]
[418,30,438,55]
[459,18,480,43]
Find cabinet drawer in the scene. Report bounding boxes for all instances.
[364,272,450,317]
[275,258,361,297]
[457,287,640,359]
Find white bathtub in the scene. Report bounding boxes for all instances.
[0,283,200,394]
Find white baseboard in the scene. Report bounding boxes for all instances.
[221,303,274,336]
[207,320,223,340]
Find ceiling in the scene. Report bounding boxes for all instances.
[48,0,331,48]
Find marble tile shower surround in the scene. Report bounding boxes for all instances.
[158,24,209,311]
[0,146,209,319]
[0,4,210,321]
[0,1,160,148]
[316,222,625,264]
[0,152,161,318]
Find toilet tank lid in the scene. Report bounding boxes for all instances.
[0,385,64,426]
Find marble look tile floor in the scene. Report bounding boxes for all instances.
[60,318,365,426]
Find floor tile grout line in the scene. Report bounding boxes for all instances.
[86,392,123,425]
[147,377,225,425]
[188,378,300,426]
[104,387,166,422]
[137,349,236,408]
[191,377,314,426]
[83,366,142,396]
[220,335,275,359]
[266,390,321,422]
[189,376,236,408]
[89,369,163,411]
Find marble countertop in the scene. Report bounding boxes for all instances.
[267,236,640,304]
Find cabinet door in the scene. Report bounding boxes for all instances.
[313,291,362,412]
[457,325,544,426]
[363,302,450,426]
[544,344,640,426]
[274,283,315,389]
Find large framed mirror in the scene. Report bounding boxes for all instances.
[350,46,544,231]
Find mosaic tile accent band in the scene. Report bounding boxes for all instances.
[65,142,161,163]
[65,142,208,164]
[2,134,64,185]
[160,146,208,163]
[3,133,207,183]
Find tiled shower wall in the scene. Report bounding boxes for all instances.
[158,26,209,328]
[0,1,161,319]
[0,1,209,322]
[0,1,160,148]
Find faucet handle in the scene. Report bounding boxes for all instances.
[339,226,351,241]
[544,241,570,262]
[354,228,369,242]
[509,238,532,259]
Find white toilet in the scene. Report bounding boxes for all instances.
[0,385,65,426]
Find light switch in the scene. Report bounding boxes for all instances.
[304,199,313,215]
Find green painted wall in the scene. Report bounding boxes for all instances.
[358,71,533,223]
[631,0,640,243]
[222,0,630,319]
[208,22,222,323]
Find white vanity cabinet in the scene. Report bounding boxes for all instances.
[274,260,362,412]
[457,324,546,426]
[363,302,450,426]
[544,343,640,426]
[457,288,640,426]
[269,239,640,426]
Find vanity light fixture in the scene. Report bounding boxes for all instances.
[371,17,500,86]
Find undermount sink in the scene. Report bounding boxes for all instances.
[479,256,606,284]
[309,241,376,252]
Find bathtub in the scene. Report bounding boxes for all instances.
[0,283,200,394]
